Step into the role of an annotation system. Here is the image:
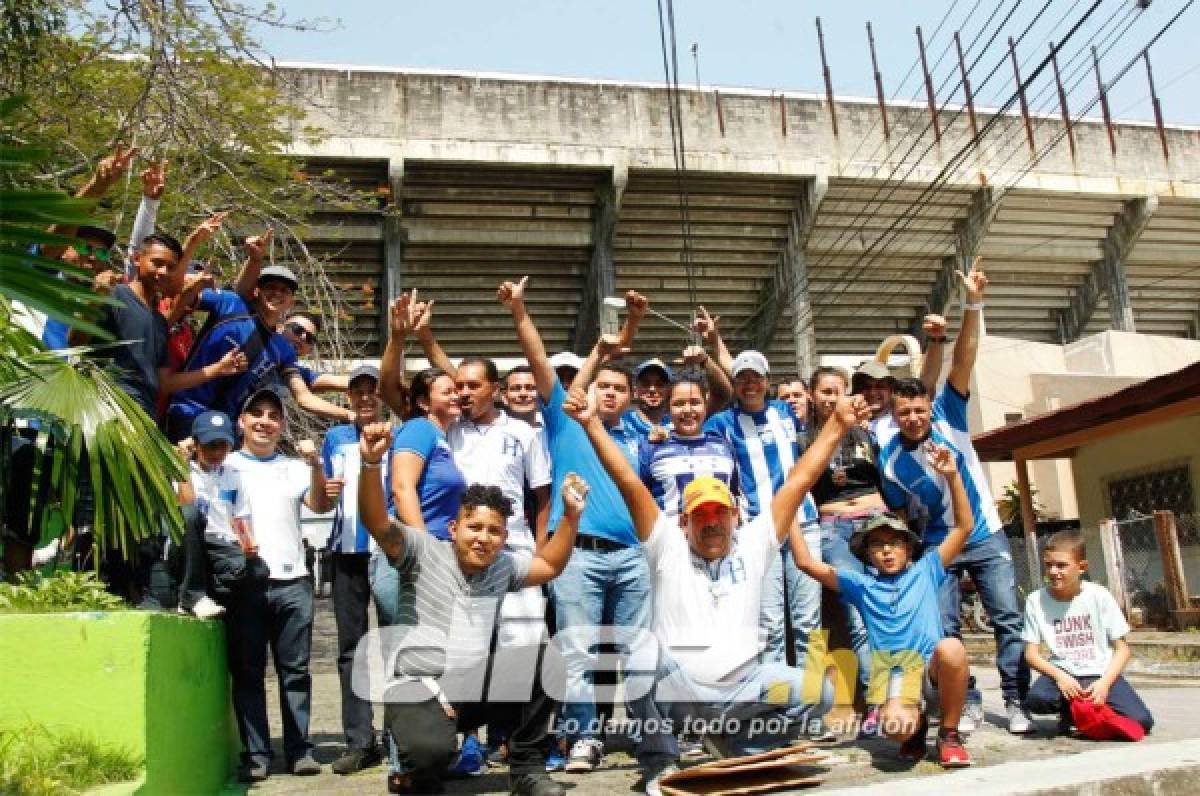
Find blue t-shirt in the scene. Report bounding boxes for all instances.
[541,381,637,546]
[167,289,299,423]
[875,385,1003,547]
[322,423,404,553]
[837,549,948,661]
[639,432,738,516]
[704,399,818,527]
[394,417,467,541]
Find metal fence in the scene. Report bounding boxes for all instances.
[1008,531,1043,597]
[1100,510,1200,629]
[1110,514,1171,628]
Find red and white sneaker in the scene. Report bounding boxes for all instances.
[936,730,972,768]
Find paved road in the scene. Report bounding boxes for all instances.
[248,595,1199,795]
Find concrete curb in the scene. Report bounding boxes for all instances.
[818,738,1200,795]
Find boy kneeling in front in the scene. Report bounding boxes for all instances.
[790,443,974,767]
[1022,529,1153,740]
[357,420,586,796]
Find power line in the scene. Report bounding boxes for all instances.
[655,0,699,346]
[851,2,1153,329]
[866,0,1193,337]
[787,0,1042,307]
[762,0,1131,349]
[856,2,1146,315]
[784,0,1091,336]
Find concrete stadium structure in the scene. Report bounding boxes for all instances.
[280,64,1200,376]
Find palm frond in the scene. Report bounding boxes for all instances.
[0,97,187,560]
[0,356,186,554]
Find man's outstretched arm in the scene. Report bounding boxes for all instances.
[358,421,408,560]
[947,259,987,396]
[770,396,871,543]
[499,276,556,402]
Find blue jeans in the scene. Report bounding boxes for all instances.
[368,550,399,627]
[226,576,315,764]
[819,516,873,689]
[549,545,653,742]
[636,655,831,765]
[938,532,1030,703]
[759,526,822,668]
[1025,674,1153,732]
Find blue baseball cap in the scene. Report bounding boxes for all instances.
[635,358,673,382]
[192,410,236,446]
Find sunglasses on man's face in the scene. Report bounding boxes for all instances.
[71,242,112,263]
[286,322,317,346]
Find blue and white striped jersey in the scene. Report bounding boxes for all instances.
[704,399,819,527]
[875,385,1003,547]
[638,431,739,516]
[322,423,402,554]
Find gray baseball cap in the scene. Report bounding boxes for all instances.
[257,264,299,291]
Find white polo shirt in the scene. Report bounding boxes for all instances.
[447,412,552,549]
[642,510,778,685]
[228,450,311,579]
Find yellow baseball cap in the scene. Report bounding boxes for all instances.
[682,476,734,516]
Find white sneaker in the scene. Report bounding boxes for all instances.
[1006,701,1034,734]
[959,690,984,735]
[643,762,680,796]
[564,739,603,773]
[191,596,226,619]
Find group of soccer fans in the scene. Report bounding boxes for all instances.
[6,148,1156,796]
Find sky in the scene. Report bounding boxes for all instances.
[252,1,1200,126]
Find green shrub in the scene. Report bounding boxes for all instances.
[0,723,140,795]
[0,570,126,613]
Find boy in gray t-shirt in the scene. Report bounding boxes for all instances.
[357,421,587,796]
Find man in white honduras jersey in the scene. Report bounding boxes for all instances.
[873,260,1032,735]
[446,355,552,648]
[704,349,823,669]
[226,385,338,782]
[565,384,870,784]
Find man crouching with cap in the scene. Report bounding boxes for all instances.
[789,442,974,768]
[563,384,870,794]
[356,421,589,796]
[225,385,338,782]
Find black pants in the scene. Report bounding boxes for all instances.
[226,576,316,764]
[332,552,377,751]
[1024,673,1154,732]
[174,505,209,610]
[384,649,555,785]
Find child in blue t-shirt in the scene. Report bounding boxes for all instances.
[790,442,975,769]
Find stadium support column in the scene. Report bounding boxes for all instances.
[382,157,406,348]
[1057,196,1156,343]
[752,175,824,378]
[910,185,997,339]
[573,165,625,355]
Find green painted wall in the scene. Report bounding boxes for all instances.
[0,612,234,794]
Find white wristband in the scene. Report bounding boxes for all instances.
[963,302,985,312]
